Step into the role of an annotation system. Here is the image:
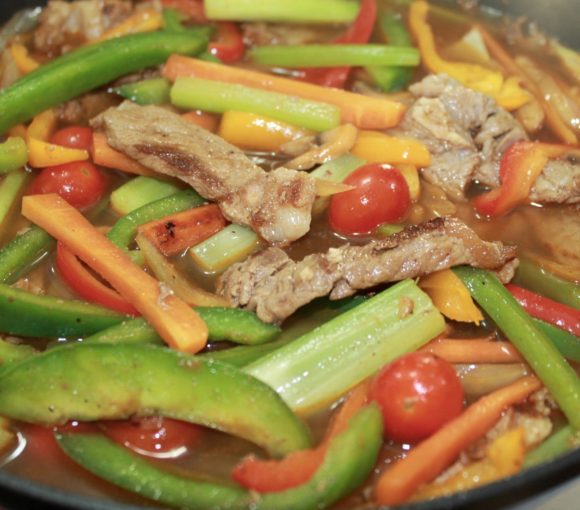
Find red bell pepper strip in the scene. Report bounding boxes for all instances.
[231,379,371,492]
[209,22,245,64]
[473,141,568,217]
[505,284,580,337]
[56,242,139,317]
[161,0,206,22]
[298,0,377,88]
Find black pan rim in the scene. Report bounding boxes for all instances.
[0,0,578,509]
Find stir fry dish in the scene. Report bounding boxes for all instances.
[0,0,579,508]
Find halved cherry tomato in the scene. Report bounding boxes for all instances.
[28,160,107,209]
[100,417,203,457]
[50,126,93,152]
[328,163,410,235]
[370,352,464,443]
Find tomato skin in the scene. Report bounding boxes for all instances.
[50,126,93,152]
[100,417,203,457]
[328,163,410,235]
[28,160,107,209]
[370,352,464,443]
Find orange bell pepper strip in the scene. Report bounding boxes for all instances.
[22,193,208,354]
[473,141,569,217]
[27,110,57,142]
[181,110,220,133]
[374,375,541,505]
[218,111,314,152]
[138,203,227,257]
[56,242,140,317]
[422,338,523,364]
[232,379,371,493]
[409,1,531,111]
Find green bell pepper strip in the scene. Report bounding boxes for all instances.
[249,44,420,68]
[513,257,580,309]
[115,78,172,106]
[56,404,382,510]
[533,318,580,362]
[523,425,578,468]
[107,189,205,253]
[85,307,280,346]
[0,342,310,457]
[0,31,209,134]
[0,281,279,345]
[0,283,124,338]
[0,226,54,285]
[0,137,28,173]
[453,266,580,430]
[366,11,414,92]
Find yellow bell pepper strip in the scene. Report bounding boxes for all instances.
[473,141,568,217]
[218,111,314,152]
[409,1,531,111]
[0,137,28,174]
[91,8,163,43]
[26,109,57,142]
[9,43,39,74]
[414,427,526,500]
[351,130,432,168]
[27,138,89,168]
[419,269,484,324]
[21,193,208,354]
[397,164,420,202]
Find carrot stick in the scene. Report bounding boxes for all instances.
[422,338,524,364]
[22,193,208,354]
[138,204,226,257]
[232,379,371,493]
[374,375,541,505]
[163,55,407,129]
[181,110,220,132]
[478,25,577,145]
[92,132,158,176]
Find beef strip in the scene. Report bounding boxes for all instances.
[92,102,316,245]
[217,216,517,323]
[396,74,580,205]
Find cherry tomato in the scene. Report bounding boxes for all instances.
[370,352,464,443]
[50,126,93,152]
[28,160,107,209]
[100,417,203,457]
[328,163,410,235]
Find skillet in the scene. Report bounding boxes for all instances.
[0,1,578,509]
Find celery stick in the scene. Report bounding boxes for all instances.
[204,0,359,23]
[189,224,260,273]
[245,279,446,412]
[115,78,171,106]
[171,77,340,132]
[0,169,29,230]
[454,267,580,430]
[0,137,28,174]
[250,44,420,68]
[110,176,180,216]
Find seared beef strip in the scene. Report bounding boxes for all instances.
[92,102,317,245]
[396,74,580,205]
[217,217,517,323]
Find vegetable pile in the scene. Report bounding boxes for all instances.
[0,0,578,509]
